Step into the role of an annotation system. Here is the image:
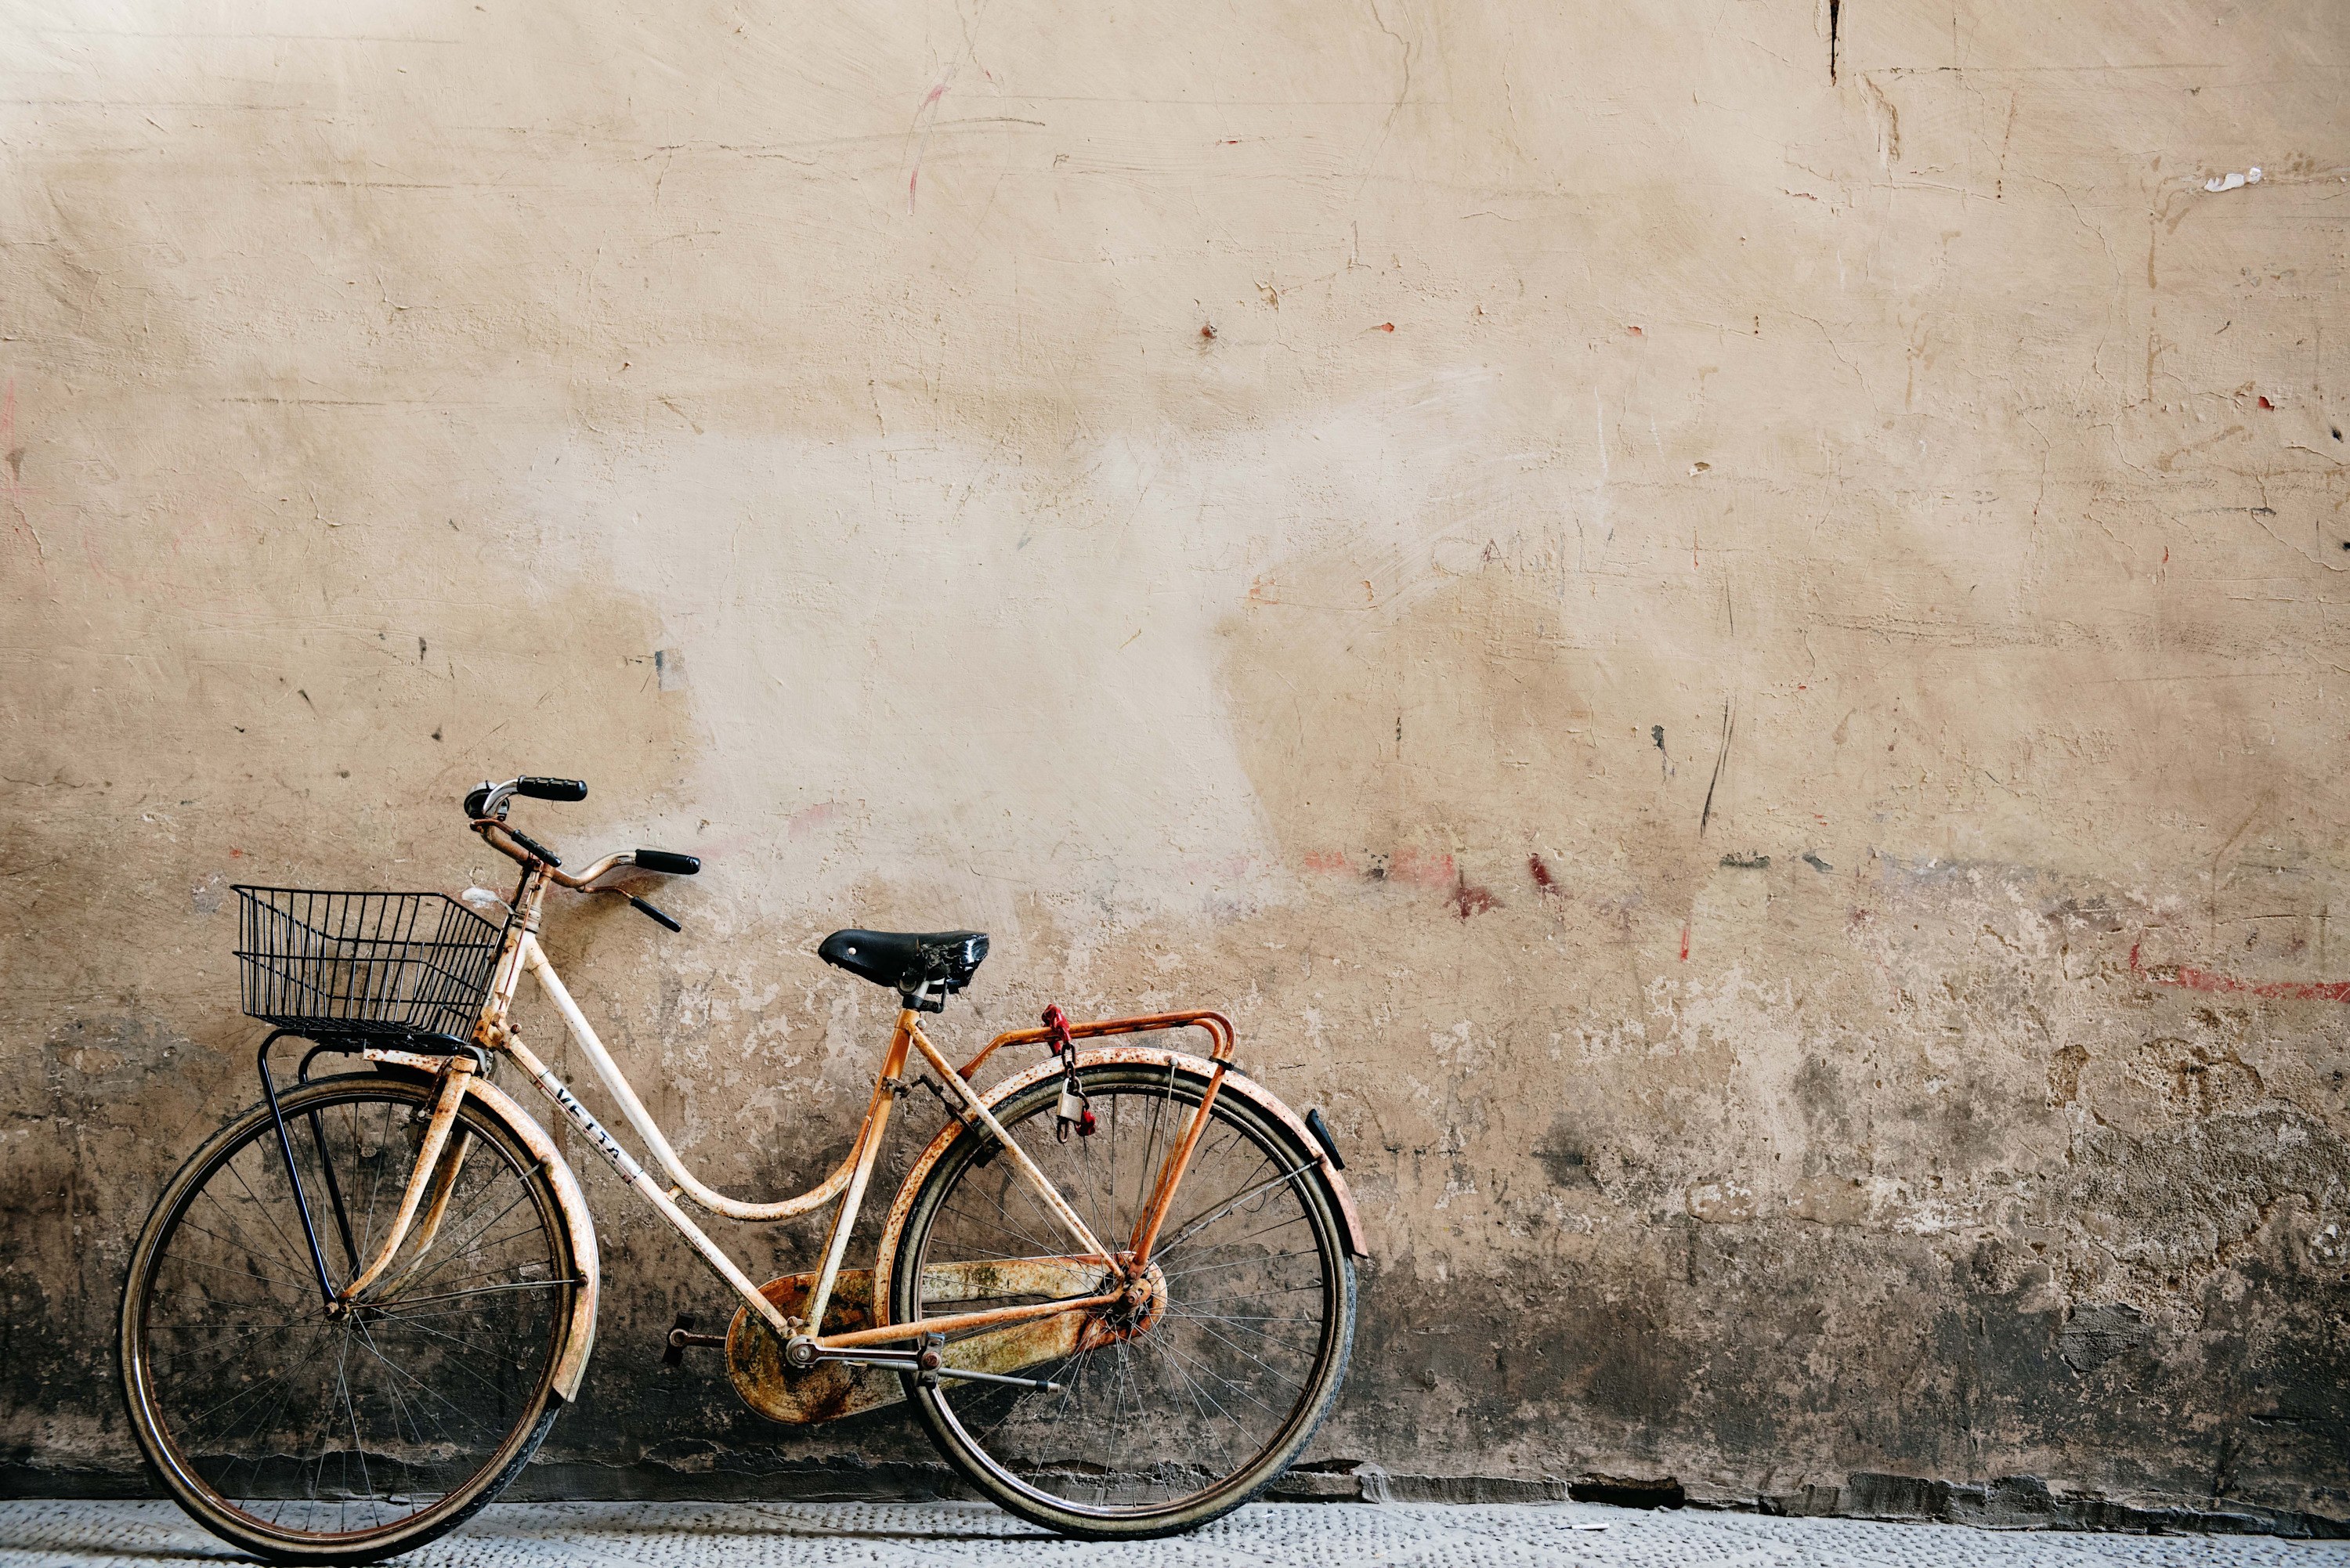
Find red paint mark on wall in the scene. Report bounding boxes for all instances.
[1679,921,1690,962]
[787,801,844,838]
[1387,848,1455,886]
[1528,853,1560,894]
[2129,942,2350,1003]
[1376,322,1395,332]
[906,81,949,214]
[1453,876,1500,919]
[1310,847,1455,885]
[2258,396,2275,410]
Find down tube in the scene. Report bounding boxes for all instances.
[501,1033,795,1337]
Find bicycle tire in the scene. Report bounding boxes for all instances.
[891,1060,1355,1538]
[120,1071,574,1565]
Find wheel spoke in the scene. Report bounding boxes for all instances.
[222,1152,318,1294]
[374,1276,581,1310]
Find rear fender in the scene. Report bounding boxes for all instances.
[873,1046,1368,1324]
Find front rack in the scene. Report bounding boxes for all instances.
[233,886,508,1042]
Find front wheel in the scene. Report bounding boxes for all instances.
[120,1071,577,1565]
[891,1061,1356,1537]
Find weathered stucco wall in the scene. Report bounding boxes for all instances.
[3,0,2347,1527]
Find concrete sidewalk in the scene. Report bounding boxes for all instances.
[2,1500,2343,1566]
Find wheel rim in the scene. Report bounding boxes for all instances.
[127,1078,571,1545]
[902,1067,1347,1519]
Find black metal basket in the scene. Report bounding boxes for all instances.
[233,886,508,1041]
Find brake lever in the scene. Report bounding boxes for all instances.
[627,894,682,933]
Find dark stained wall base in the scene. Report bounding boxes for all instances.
[1761,1472,2349,1539]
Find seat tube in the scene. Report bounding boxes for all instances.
[804,1011,915,1338]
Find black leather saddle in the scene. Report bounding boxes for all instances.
[818,929,988,1010]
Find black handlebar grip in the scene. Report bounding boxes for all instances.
[634,850,700,876]
[515,776,589,802]
[628,895,682,933]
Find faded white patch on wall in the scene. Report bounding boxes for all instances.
[512,367,1535,923]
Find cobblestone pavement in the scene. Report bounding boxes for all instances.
[3,1500,2344,1566]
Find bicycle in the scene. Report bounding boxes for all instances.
[118,775,1365,1564]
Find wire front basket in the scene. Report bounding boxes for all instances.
[233,886,508,1041]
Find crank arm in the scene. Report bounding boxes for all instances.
[663,1314,725,1365]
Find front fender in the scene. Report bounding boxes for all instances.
[369,1053,601,1402]
[873,1046,1368,1324]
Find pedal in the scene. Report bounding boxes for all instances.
[663,1312,725,1366]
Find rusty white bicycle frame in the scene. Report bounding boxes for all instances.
[330,819,1237,1367]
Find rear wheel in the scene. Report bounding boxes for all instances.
[891,1061,1354,1538]
[120,1071,575,1565]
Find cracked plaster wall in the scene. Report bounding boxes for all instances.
[2,0,2347,1524]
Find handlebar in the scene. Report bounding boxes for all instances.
[465,775,699,930]
[464,775,587,820]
